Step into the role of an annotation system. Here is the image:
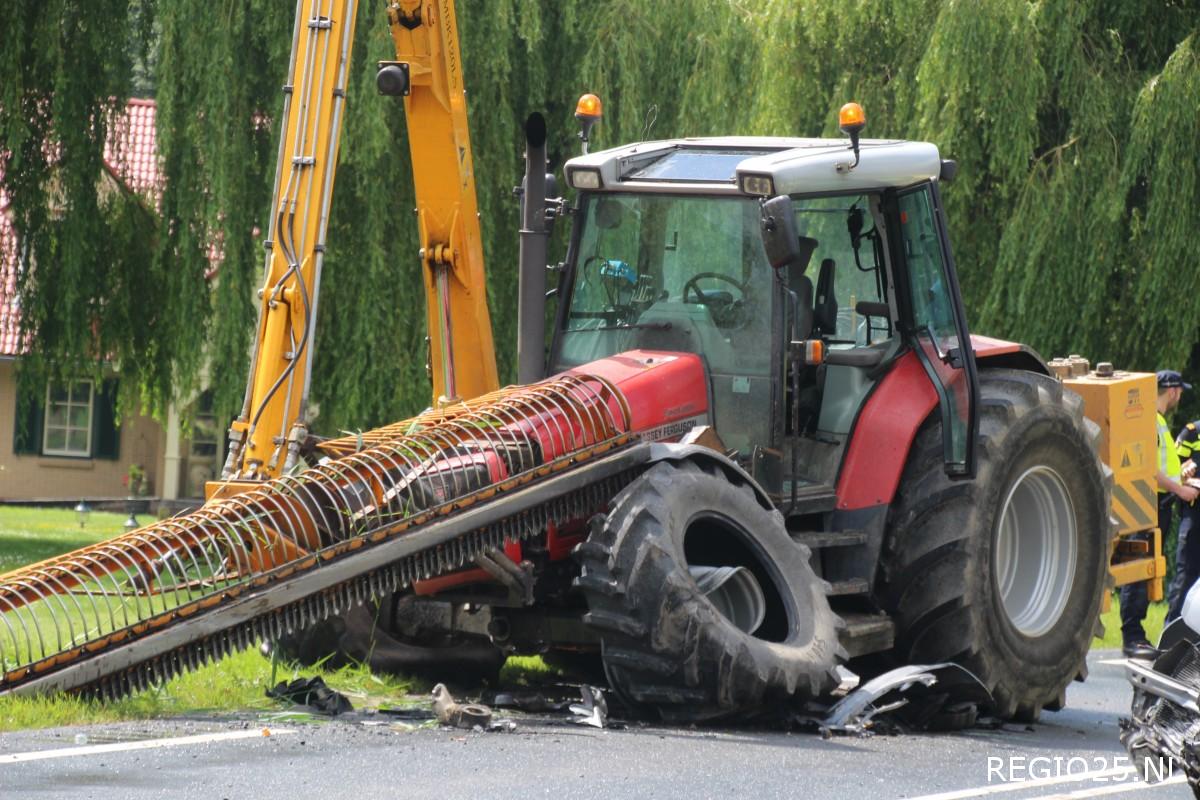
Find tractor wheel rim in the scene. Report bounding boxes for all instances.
[689,565,767,635]
[994,465,1078,637]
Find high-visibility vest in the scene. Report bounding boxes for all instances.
[1160,412,1182,492]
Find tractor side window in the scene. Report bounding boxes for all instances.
[896,184,977,476]
[792,195,888,346]
[568,196,645,319]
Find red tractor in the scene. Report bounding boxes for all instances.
[289,105,1111,724]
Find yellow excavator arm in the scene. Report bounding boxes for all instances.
[220,0,497,486]
[383,0,498,406]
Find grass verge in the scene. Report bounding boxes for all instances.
[0,649,421,732]
[0,506,424,731]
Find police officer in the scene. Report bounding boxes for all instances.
[1121,370,1198,657]
[1167,418,1200,621]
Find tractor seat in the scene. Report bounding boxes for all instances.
[633,301,736,365]
[813,258,838,337]
[788,268,815,341]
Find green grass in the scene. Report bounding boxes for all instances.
[0,506,422,731]
[1094,595,1168,650]
[0,506,129,575]
[0,649,420,732]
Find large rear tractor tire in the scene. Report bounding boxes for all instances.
[576,459,843,722]
[879,368,1112,721]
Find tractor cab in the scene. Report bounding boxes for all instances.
[548,132,978,509]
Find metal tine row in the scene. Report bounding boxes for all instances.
[319,373,628,459]
[1,373,628,681]
[318,384,513,456]
[64,469,636,701]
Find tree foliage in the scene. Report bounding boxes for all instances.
[3,0,1199,433]
[0,0,158,406]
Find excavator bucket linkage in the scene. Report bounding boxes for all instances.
[0,374,635,699]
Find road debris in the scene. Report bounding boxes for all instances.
[432,683,493,729]
[491,690,569,714]
[266,676,353,716]
[818,663,992,735]
[569,685,608,728]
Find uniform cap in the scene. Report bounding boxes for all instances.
[1157,370,1192,390]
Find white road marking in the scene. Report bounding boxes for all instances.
[904,767,1142,800]
[1029,773,1186,798]
[1097,659,1131,666]
[0,727,295,764]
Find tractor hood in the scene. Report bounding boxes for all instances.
[565,350,709,443]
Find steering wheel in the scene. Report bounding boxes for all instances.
[682,272,750,329]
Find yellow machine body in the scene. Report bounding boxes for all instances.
[1058,361,1167,607]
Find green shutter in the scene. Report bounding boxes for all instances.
[12,384,45,455]
[92,379,120,460]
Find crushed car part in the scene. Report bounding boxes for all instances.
[266,676,353,715]
[569,685,608,728]
[266,598,504,682]
[822,662,993,734]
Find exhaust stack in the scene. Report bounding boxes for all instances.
[517,113,549,385]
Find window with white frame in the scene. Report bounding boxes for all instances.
[43,380,94,457]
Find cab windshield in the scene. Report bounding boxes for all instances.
[553,193,776,376]
[550,190,889,460]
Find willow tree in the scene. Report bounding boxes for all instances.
[5,0,1200,434]
[0,0,161,407]
[150,0,292,423]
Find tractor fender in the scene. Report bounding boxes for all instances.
[837,341,1050,512]
[645,442,775,512]
[971,334,1049,375]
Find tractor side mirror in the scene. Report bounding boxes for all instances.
[759,195,815,273]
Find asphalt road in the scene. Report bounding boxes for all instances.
[0,651,1192,800]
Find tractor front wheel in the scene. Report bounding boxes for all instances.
[576,459,843,722]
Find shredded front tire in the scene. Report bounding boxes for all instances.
[576,459,843,722]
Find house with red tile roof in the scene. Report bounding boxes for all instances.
[1,99,221,505]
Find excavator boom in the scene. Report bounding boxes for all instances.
[226,0,359,483]
[384,0,498,405]
[224,0,498,485]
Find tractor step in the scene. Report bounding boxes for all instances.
[837,612,895,658]
[792,529,868,549]
[826,577,869,596]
